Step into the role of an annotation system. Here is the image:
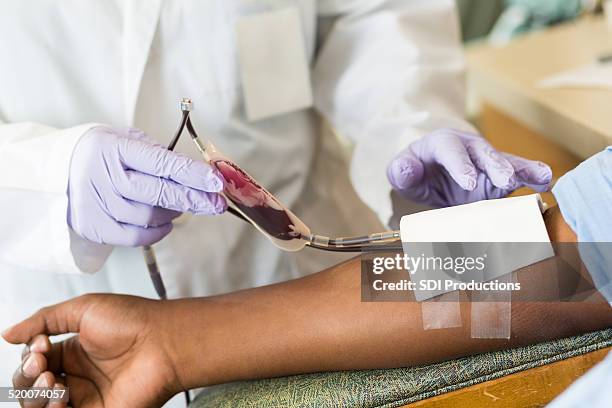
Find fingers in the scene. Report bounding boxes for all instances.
[27,372,55,408]
[117,136,224,192]
[105,196,182,227]
[387,148,425,191]
[115,127,162,147]
[115,170,227,215]
[111,129,227,214]
[502,153,553,192]
[13,356,53,407]
[75,205,175,246]
[113,222,173,247]
[13,352,47,390]
[2,297,92,344]
[33,338,93,403]
[45,382,68,408]
[11,371,53,408]
[18,371,66,408]
[464,138,517,189]
[426,132,478,191]
[21,335,52,360]
[13,341,65,408]
[89,214,174,246]
[423,130,551,194]
[9,335,75,408]
[75,214,174,246]
[46,337,92,382]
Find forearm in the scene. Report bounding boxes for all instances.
[166,207,611,390]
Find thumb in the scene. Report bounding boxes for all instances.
[387,148,425,191]
[2,296,92,344]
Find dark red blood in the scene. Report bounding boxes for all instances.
[211,159,301,241]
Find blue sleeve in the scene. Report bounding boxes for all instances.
[552,147,612,302]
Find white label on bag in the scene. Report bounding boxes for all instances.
[235,7,313,121]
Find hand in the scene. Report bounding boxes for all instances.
[387,129,553,207]
[3,294,183,408]
[68,126,227,246]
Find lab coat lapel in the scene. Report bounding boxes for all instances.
[123,0,163,125]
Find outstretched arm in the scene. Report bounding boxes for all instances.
[3,207,611,407]
[170,207,610,389]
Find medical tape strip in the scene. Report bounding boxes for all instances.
[421,291,462,330]
[470,272,513,339]
[399,194,553,334]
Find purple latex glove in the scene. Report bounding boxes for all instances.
[68,126,227,246]
[387,129,553,207]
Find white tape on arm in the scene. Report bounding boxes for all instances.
[400,194,552,336]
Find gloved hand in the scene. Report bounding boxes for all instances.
[387,129,553,207]
[68,126,226,247]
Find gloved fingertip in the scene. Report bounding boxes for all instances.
[208,169,226,193]
[189,161,225,192]
[495,164,517,188]
[462,175,477,191]
[213,195,228,214]
[535,162,553,183]
[518,162,553,186]
[496,172,518,190]
[530,183,552,193]
[508,173,519,189]
[387,156,423,190]
[193,194,227,215]
[133,223,173,247]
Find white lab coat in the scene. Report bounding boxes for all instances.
[0,0,470,404]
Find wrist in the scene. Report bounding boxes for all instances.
[159,299,215,392]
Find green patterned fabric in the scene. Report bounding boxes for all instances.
[191,329,612,408]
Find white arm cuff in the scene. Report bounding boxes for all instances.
[400,194,553,301]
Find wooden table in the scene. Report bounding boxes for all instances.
[468,15,612,159]
[406,347,610,408]
[467,15,612,205]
